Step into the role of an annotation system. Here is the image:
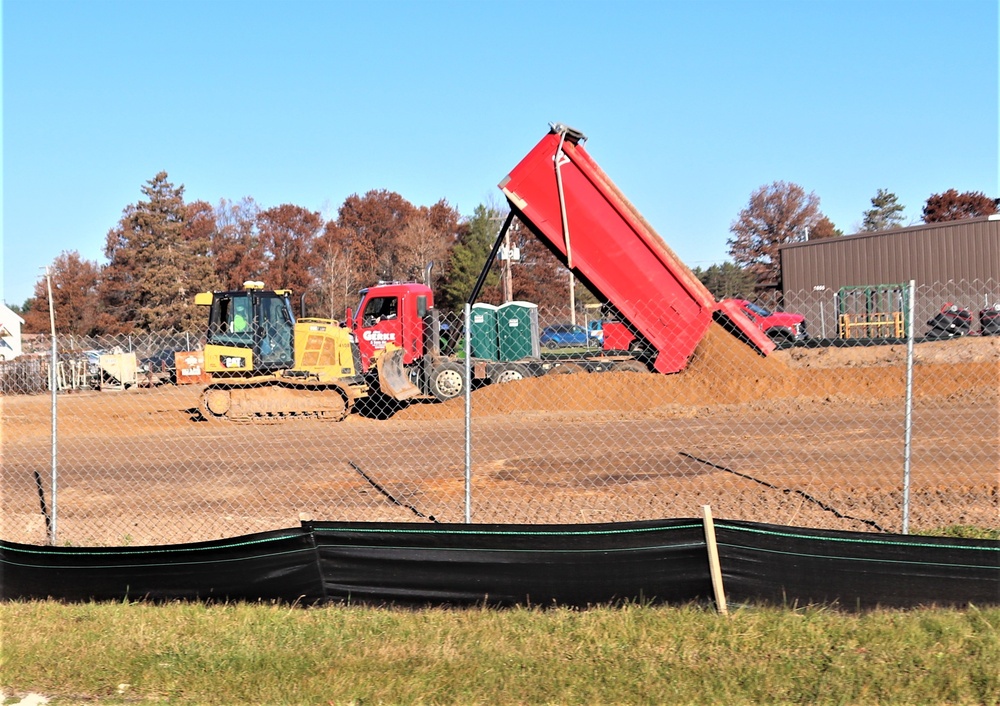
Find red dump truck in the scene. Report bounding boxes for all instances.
[349,124,774,403]
[498,123,774,374]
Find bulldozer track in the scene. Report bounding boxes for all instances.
[199,379,358,423]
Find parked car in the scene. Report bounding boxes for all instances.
[539,324,589,349]
[725,299,807,344]
[587,320,604,343]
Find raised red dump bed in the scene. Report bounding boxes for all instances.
[499,124,774,374]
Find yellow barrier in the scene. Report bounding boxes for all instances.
[838,312,905,339]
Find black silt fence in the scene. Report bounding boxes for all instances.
[2,519,997,609]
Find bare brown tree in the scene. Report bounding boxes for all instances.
[336,190,416,285]
[211,197,264,289]
[257,204,323,295]
[313,221,357,319]
[22,251,101,335]
[728,181,823,287]
[396,213,455,283]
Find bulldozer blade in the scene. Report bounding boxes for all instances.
[377,348,422,401]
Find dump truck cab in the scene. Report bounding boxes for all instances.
[347,282,471,402]
[350,282,435,372]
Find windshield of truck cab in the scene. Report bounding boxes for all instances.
[362,296,398,325]
[747,302,773,317]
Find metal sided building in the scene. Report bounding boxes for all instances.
[777,215,999,339]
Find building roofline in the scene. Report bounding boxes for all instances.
[779,214,999,251]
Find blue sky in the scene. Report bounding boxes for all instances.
[2,0,997,307]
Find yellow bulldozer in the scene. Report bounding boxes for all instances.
[194,281,377,422]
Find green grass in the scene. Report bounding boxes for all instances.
[2,601,999,705]
[918,525,1000,541]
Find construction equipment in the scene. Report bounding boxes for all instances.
[497,123,775,373]
[344,124,779,403]
[194,282,370,421]
[925,303,972,339]
[197,124,782,414]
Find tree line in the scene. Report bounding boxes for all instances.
[16,172,996,335]
[17,173,576,335]
[709,185,996,299]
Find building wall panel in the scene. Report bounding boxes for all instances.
[780,216,1000,293]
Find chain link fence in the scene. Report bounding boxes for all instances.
[2,279,997,546]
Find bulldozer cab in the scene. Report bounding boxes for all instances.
[205,289,295,372]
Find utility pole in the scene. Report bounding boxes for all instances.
[502,229,513,303]
[569,272,576,325]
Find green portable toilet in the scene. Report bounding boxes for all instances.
[470,303,499,360]
[497,301,540,361]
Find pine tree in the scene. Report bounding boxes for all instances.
[439,204,501,311]
[694,262,757,300]
[99,172,217,333]
[861,189,905,232]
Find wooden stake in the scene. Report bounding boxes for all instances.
[702,505,728,615]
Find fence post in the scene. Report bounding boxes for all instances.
[702,505,728,615]
[902,280,916,534]
[45,270,58,545]
[463,303,472,524]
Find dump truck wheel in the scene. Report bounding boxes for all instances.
[492,363,530,384]
[430,361,465,402]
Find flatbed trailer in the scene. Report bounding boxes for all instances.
[465,352,634,382]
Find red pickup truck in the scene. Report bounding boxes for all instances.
[726,299,808,344]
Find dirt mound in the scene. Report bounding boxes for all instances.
[776,335,1000,368]
[397,324,999,421]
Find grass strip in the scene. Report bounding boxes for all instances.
[2,601,998,705]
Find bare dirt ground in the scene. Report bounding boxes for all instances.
[2,326,997,546]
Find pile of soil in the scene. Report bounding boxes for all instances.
[397,324,998,421]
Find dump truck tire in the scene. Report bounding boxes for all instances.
[492,363,530,384]
[429,361,465,402]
